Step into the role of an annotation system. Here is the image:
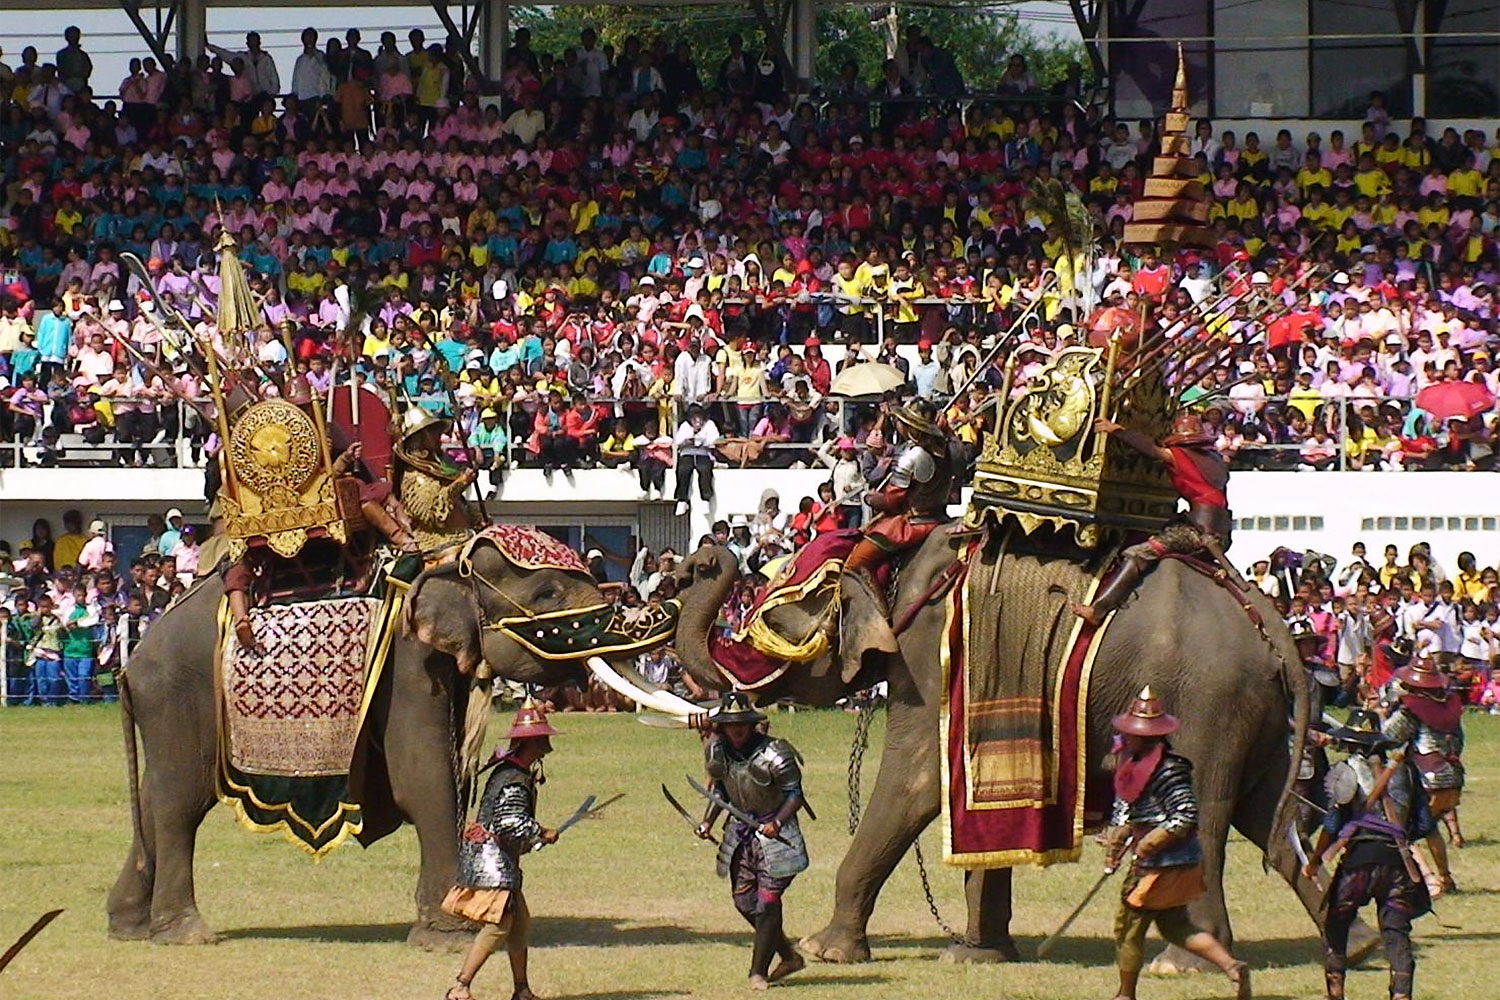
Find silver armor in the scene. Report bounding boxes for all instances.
[1109,751,1203,870]
[888,443,936,489]
[457,763,544,891]
[1382,707,1465,790]
[705,733,810,880]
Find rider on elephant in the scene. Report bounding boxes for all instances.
[392,406,480,554]
[695,692,808,990]
[1073,411,1233,626]
[444,701,561,1000]
[1382,659,1465,894]
[1106,686,1251,1000]
[842,400,955,610]
[283,375,418,554]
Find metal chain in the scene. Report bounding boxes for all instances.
[911,838,965,944]
[846,698,876,835]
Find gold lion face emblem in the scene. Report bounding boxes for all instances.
[249,423,294,468]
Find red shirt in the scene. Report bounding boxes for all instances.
[1167,447,1228,508]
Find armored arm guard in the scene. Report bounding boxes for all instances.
[1153,755,1198,836]
[762,738,805,825]
[485,778,544,854]
[1381,707,1419,747]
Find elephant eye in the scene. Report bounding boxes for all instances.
[533,585,559,604]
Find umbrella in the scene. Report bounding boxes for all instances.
[1415,381,1495,422]
[830,362,908,398]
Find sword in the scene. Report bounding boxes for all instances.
[1036,840,1130,958]
[0,909,63,973]
[662,783,717,844]
[685,775,794,846]
[554,795,597,836]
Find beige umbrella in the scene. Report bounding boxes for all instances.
[829,361,908,398]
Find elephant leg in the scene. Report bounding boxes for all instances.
[1150,793,1233,974]
[145,762,218,945]
[1232,767,1382,967]
[107,781,157,941]
[381,659,472,952]
[940,869,1019,963]
[800,730,939,963]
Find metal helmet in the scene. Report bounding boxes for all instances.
[397,406,446,442]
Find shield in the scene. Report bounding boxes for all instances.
[329,383,394,480]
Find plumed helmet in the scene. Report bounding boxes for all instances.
[708,690,767,725]
[1111,685,1180,738]
[1160,411,1215,447]
[506,699,561,741]
[397,406,447,442]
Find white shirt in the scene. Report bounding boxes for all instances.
[575,47,610,97]
[291,51,333,101]
[673,351,713,402]
[673,418,719,456]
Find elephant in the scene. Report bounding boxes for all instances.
[666,526,1379,968]
[106,539,686,950]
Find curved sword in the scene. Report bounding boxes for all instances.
[554,795,597,836]
[685,775,793,846]
[662,783,717,844]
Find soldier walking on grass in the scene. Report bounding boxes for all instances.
[1104,687,1251,1000]
[443,702,561,1000]
[694,692,808,990]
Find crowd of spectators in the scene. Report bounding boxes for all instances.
[4,24,1499,486]
[7,497,1500,716]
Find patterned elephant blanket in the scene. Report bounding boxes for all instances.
[215,592,401,857]
[709,529,865,689]
[941,531,1117,867]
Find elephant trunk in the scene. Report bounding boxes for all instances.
[671,547,741,692]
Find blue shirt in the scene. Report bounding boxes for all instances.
[35,313,73,362]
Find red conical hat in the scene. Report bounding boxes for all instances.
[1161,411,1215,447]
[1111,685,1180,737]
[1395,659,1448,691]
[506,699,561,740]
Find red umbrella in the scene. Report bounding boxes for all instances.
[1415,380,1496,421]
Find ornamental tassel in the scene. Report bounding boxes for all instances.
[459,663,495,788]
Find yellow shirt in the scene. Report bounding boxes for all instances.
[1418,205,1451,227]
[1302,202,1334,228]
[1288,385,1323,420]
[1327,204,1354,228]
[1375,147,1403,171]
[1456,571,1489,602]
[1399,145,1431,169]
[1354,169,1391,198]
[55,207,83,234]
[1227,198,1259,222]
[1296,167,1332,192]
[571,199,599,233]
[1450,168,1483,197]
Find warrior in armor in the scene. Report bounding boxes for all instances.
[1303,711,1433,1000]
[444,702,561,1000]
[842,401,955,608]
[392,406,479,554]
[694,692,808,990]
[1072,411,1232,626]
[1381,659,1465,894]
[1104,687,1251,1000]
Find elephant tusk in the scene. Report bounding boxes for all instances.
[585,656,694,718]
[613,660,705,717]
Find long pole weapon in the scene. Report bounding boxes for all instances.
[434,356,492,526]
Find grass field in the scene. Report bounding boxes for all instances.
[0,706,1495,1000]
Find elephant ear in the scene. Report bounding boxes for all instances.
[406,561,485,675]
[838,572,901,684]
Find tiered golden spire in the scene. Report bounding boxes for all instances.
[1122,45,1214,250]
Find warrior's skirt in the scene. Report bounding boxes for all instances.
[442,885,513,924]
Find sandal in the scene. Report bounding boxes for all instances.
[445,977,473,1000]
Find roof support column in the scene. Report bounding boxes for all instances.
[789,0,815,87]
[480,0,509,107]
[178,0,205,65]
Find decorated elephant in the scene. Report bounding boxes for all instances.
[665,526,1379,967]
[107,529,688,949]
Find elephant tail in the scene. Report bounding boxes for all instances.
[117,669,155,883]
[1250,592,1310,878]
